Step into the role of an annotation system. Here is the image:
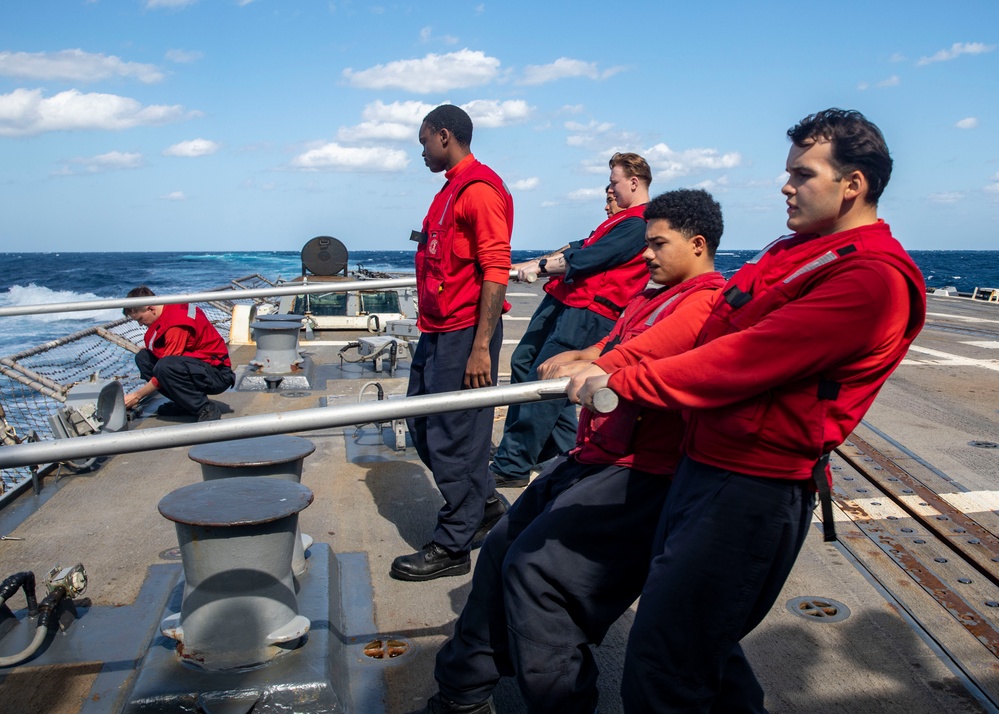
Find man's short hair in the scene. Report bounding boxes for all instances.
[609,152,652,187]
[423,105,473,148]
[787,108,892,205]
[123,285,156,316]
[644,189,724,258]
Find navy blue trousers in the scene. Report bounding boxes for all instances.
[406,324,502,554]
[491,295,614,480]
[622,457,815,713]
[435,456,670,713]
[135,349,234,414]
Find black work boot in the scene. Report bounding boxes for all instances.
[390,542,470,581]
[425,692,495,713]
[471,493,508,548]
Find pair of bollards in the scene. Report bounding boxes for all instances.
[157,435,316,670]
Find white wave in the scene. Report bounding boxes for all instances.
[1,283,123,323]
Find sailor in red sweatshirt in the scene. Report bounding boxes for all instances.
[569,109,926,713]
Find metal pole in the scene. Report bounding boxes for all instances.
[0,277,419,319]
[0,378,572,469]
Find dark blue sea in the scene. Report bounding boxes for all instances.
[1,249,996,356]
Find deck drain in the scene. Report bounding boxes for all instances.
[159,547,182,561]
[786,596,851,623]
[363,638,409,660]
[969,441,998,449]
[279,391,312,398]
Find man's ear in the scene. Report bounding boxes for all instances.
[438,128,451,148]
[843,169,867,202]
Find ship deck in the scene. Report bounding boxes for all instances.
[2,285,999,713]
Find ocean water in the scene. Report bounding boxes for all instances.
[1,249,996,357]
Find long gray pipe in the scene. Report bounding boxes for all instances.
[0,378,574,469]
[0,277,418,318]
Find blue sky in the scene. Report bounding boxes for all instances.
[1,1,997,253]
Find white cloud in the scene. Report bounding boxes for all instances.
[161,191,187,200]
[928,191,964,204]
[877,75,900,88]
[917,42,996,66]
[337,99,530,141]
[560,104,585,115]
[694,176,730,192]
[290,143,409,172]
[147,0,198,8]
[0,88,198,137]
[0,49,163,83]
[518,57,623,86]
[362,99,437,125]
[164,138,219,157]
[510,177,540,191]
[643,143,742,181]
[58,150,143,175]
[166,49,204,64]
[567,187,605,201]
[955,117,979,130]
[984,175,999,195]
[420,26,458,45]
[463,99,531,128]
[889,52,907,63]
[343,49,500,93]
[338,121,413,142]
[337,100,433,142]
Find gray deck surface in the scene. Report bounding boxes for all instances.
[1,287,998,713]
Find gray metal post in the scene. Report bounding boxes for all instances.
[189,436,317,577]
[158,477,314,670]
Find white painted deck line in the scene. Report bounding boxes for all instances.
[939,490,999,513]
[927,311,999,325]
[904,345,999,371]
[961,341,999,349]
[502,316,532,321]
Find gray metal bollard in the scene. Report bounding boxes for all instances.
[188,435,317,576]
[158,477,314,670]
[249,320,304,373]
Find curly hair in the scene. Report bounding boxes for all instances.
[644,189,724,257]
[423,104,473,148]
[787,108,892,205]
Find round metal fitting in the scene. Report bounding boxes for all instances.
[786,596,851,623]
[159,547,182,561]
[969,441,998,449]
[363,638,410,660]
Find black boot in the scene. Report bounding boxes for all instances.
[471,494,508,548]
[425,693,495,713]
[390,542,470,581]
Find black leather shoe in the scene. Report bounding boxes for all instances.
[471,494,508,548]
[490,468,529,488]
[196,402,222,422]
[425,692,495,714]
[390,542,470,581]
